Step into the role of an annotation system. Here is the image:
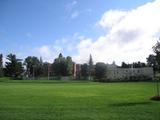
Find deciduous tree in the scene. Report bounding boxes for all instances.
[24,56,41,78]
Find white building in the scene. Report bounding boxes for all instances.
[106,63,154,80]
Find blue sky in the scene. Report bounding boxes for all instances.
[0,0,158,64]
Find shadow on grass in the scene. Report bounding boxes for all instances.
[109,101,152,107]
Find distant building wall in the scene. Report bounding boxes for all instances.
[73,64,81,79]
[73,63,154,81]
[106,67,154,80]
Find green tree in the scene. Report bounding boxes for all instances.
[5,54,24,79]
[151,40,160,99]
[147,54,157,73]
[42,62,52,77]
[0,54,3,77]
[53,53,67,76]
[24,56,41,78]
[121,62,129,68]
[53,54,73,77]
[81,63,89,79]
[88,54,94,80]
[133,61,146,68]
[153,41,160,71]
[95,62,107,81]
[66,56,73,76]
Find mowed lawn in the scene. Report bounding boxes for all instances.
[0,79,160,120]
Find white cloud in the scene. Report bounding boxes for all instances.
[38,45,62,63]
[73,0,160,65]
[36,33,83,62]
[98,10,128,28]
[39,46,51,57]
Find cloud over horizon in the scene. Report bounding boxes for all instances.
[73,0,160,65]
[17,0,160,65]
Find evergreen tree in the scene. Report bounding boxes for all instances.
[5,54,24,79]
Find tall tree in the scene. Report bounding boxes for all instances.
[0,54,3,77]
[81,63,89,79]
[150,40,160,100]
[5,54,24,79]
[88,54,94,80]
[53,53,67,76]
[66,56,73,76]
[95,62,107,81]
[147,54,157,73]
[24,56,41,78]
[53,54,74,77]
[153,41,160,71]
[42,62,52,78]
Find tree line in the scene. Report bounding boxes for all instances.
[0,40,160,80]
[0,53,76,79]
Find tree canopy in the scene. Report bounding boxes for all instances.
[24,56,43,78]
[5,54,24,79]
[53,53,73,76]
[95,62,107,81]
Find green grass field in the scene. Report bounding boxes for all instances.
[0,78,160,120]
